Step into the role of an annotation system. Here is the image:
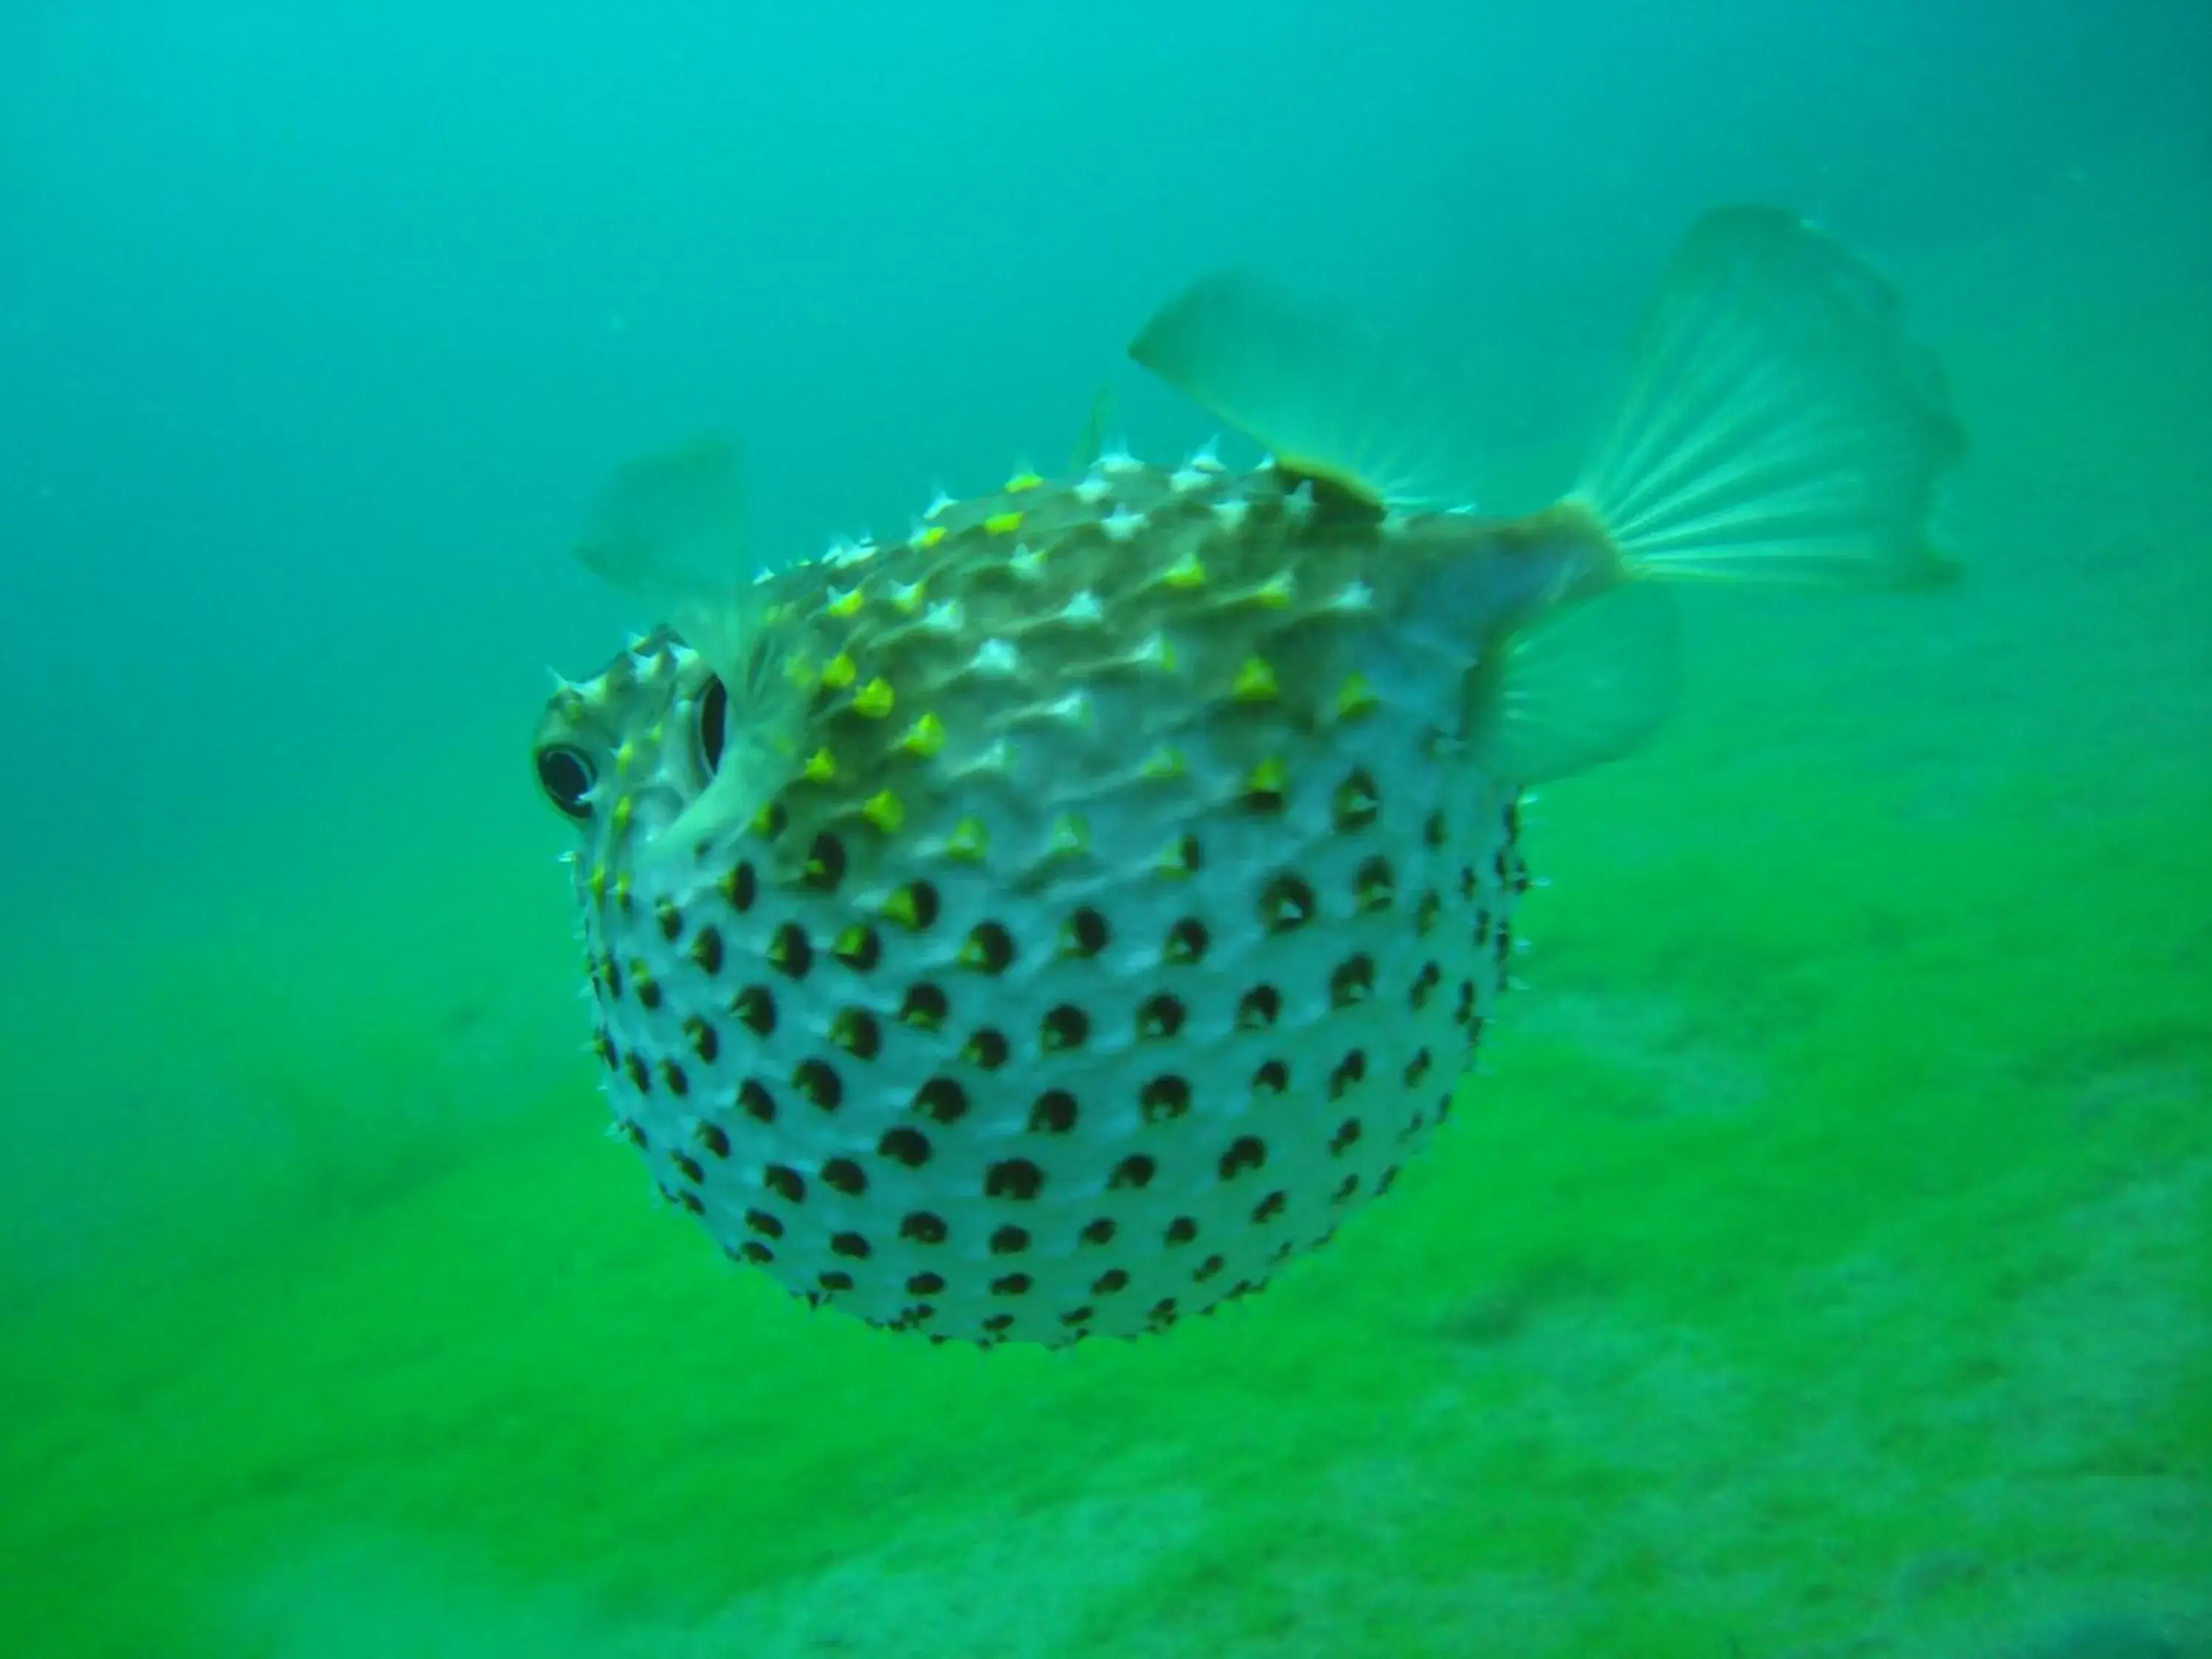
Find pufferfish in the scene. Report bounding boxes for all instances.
[532,207,1963,1348]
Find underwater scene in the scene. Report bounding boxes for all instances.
[2,4,2206,1655]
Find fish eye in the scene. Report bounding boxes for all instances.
[697,674,728,777]
[536,744,596,820]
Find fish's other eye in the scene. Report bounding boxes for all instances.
[537,744,596,820]
[697,674,729,777]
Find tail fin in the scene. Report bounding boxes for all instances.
[1573,207,1965,589]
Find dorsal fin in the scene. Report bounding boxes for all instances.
[1127,271,1481,509]
[1271,463,1387,526]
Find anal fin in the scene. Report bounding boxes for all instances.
[1468,581,1681,783]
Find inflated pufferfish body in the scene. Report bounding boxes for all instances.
[532,209,1964,1347]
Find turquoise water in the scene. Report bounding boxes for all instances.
[2,4,2207,1655]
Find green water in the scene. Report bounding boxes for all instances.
[14,686,2210,1656]
[4,29,2208,1659]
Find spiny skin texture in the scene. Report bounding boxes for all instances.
[535,459,1615,1347]
[532,207,1969,1348]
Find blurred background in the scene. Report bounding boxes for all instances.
[1,2,2206,1655]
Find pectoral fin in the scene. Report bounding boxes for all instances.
[575,437,807,855]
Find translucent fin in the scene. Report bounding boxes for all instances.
[1071,383,1116,472]
[575,437,807,855]
[1573,207,1966,588]
[1127,272,1481,509]
[1470,582,1680,784]
[577,437,752,653]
